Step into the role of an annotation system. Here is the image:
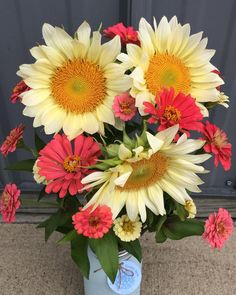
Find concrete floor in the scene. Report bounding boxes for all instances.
[0,224,235,295]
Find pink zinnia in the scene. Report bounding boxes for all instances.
[113,93,137,121]
[143,88,203,139]
[203,208,234,249]
[10,80,30,103]
[200,121,231,171]
[212,70,223,91]
[37,134,101,198]
[0,184,21,223]
[72,205,113,239]
[103,23,140,46]
[0,124,25,157]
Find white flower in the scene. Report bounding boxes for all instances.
[118,16,223,116]
[82,125,211,222]
[33,160,49,185]
[18,22,131,139]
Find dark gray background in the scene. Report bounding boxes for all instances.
[0,0,235,197]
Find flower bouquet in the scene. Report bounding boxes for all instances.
[0,16,234,295]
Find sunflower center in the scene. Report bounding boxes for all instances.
[51,59,106,114]
[120,152,168,191]
[163,105,181,123]
[145,53,191,95]
[63,155,81,173]
[89,216,100,227]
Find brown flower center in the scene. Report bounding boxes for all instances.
[122,220,135,233]
[89,216,100,227]
[120,102,132,115]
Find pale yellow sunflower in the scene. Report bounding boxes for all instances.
[18,22,131,139]
[118,16,224,116]
[82,125,211,222]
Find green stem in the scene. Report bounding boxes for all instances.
[17,140,38,158]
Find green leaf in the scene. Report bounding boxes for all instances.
[155,215,167,235]
[57,230,77,245]
[146,209,158,231]
[163,218,205,240]
[37,209,71,241]
[174,202,188,221]
[71,235,90,279]
[154,215,167,243]
[155,228,167,243]
[89,232,119,283]
[5,159,35,172]
[37,187,47,202]
[119,239,142,262]
[35,132,46,152]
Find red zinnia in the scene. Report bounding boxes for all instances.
[143,88,203,139]
[0,184,21,223]
[103,23,140,46]
[0,124,25,157]
[72,205,113,239]
[10,80,30,104]
[37,134,101,198]
[200,121,231,171]
[203,208,234,249]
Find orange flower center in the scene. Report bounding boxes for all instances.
[120,102,132,115]
[145,53,191,95]
[119,152,168,191]
[216,222,226,236]
[163,105,181,122]
[89,216,100,227]
[213,130,227,149]
[0,192,10,209]
[63,155,81,173]
[51,59,106,114]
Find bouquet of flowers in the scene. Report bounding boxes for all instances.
[0,16,234,290]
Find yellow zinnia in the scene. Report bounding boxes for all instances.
[113,215,142,242]
[18,22,131,139]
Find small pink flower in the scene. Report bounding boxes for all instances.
[0,124,25,157]
[103,23,140,46]
[72,205,113,239]
[113,93,137,121]
[0,184,21,223]
[200,121,231,171]
[37,134,101,198]
[143,88,203,140]
[10,80,30,104]
[212,70,223,91]
[203,208,234,249]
